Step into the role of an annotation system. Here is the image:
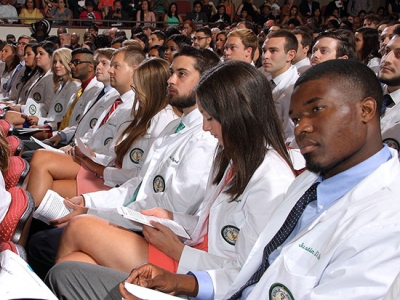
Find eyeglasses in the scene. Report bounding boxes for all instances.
[68,59,92,66]
[192,36,210,41]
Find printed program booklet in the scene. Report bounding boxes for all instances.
[33,190,72,224]
[117,207,190,239]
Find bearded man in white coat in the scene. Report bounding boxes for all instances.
[45,59,400,300]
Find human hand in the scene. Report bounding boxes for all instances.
[27,115,39,125]
[142,222,184,261]
[122,263,198,296]
[140,208,173,220]
[50,198,88,227]
[46,134,62,146]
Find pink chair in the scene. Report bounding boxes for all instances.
[6,136,23,156]
[0,187,34,246]
[2,156,30,190]
[0,119,14,137]
[0,241,28,261]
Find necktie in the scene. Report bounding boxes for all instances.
[228,182,320,300]
[175,121,185,133]
[59,87,83,130]
[269,79,276,91]
[99,97,122,127]
[380,94,394,116]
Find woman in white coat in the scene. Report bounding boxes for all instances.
[27,58,178,204]
[54,61,298,275]
[6,41,56,126]
[27,47,80,138]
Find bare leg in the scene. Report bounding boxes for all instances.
[5,111,25,126]
[53,179,77,199]
[56,215,149,274]
[26,150,81,206]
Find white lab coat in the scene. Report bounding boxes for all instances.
[60,77,103,143]
[217,148,400,300]
[271,65,298,144]
[84,108,218,229]
[37,80,81,128]
[380,85,400,135]
[22,70,55,116]
[3,63,24,102]
[15,70,40,105]
[176,148,296,275]
[102,105,179,187]
[384,272,400,300]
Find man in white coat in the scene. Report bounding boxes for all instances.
[46,59,400,300]
[379,30,400,153]
[262,29,298,144]
[29,46,220,280]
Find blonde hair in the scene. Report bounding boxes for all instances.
[51,48,73,92]
[227,29,257,59]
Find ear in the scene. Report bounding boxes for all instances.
[287,49,296,62]
[245,46,252,58]
[304,45,310,54]
[360,97,378,123]
[338,55,348,60]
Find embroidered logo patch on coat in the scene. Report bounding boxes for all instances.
[153,175,165,192]
[104,137,113,146]
[130,148,144,164]
[383,138,399,152]
[54,103,63,113]
[221,225,239,245]
[269,283,294,300]
[90,118,97,128]
[33,92,41,101]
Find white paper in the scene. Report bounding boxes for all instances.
[124,282,181,299]
[23,98,42,117]
[75,137,104,164]
[30,136,64,153]
[33,189,72,224]
[0,250,58,299]
[117,207,190,239]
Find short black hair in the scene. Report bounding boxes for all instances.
[295,59,383,114]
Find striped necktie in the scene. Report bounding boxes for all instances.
[228,182,320,299]
[59,87,83,130]
[99,98,122,127]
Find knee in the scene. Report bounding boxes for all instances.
[30,150,50,169]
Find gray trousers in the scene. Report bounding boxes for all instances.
[45,261,129,300]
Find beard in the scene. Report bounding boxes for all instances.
[379,74,400,87]
[303,153,323,174]
[168,91,196,109]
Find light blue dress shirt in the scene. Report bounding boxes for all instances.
[191,145,392,300]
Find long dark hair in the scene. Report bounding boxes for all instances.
[195,61,293,200]
[115,58,170,166]
[140,0,151,25]
[167,2,179,18]
[355,27,381,64]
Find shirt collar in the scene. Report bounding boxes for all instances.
[383,85,400,105]
[315,145,392,210]
[81,75,95,91]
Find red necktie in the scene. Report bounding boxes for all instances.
[100,98,122,127]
